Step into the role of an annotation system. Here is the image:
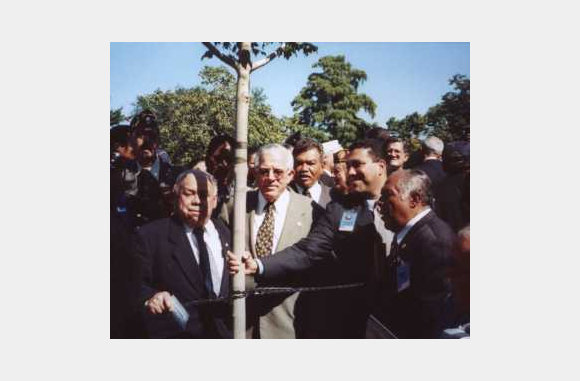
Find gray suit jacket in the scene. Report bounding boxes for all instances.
[245,190,320,339]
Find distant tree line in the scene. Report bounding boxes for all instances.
[111,55,469,167]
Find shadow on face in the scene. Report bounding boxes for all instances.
[176,173,217,228]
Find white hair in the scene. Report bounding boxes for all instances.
[423,136,444,156]
[395,169,432,205]
[173,169,218,196]
[256,143,294,170]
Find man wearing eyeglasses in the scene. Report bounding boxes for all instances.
[229,139,395,338]
[243,143,324,338]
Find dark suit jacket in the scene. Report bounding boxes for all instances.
[414,159,447,189]
[434,173,469,232]
[259,196,385,338]
[134,216,233,339]
[379,210,455,339]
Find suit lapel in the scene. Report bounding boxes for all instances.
[399,210,434,250]
[168,217,205,295]
[275,192,304,251]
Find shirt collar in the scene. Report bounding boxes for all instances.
[296,181,321,197]
[183,219,215,234]
[366,199,377,211]
[396,207,431,245]
[257,188,290,213]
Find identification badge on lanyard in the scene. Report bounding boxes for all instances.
[338,209,358,232]
[396,260,411,293]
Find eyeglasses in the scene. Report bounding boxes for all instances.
[257,167,286,179]
[346,160,371,169]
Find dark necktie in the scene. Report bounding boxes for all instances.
[390,234,400,259]
[193,228,215,298]
[255,202,275,257]
[303,188,312,198]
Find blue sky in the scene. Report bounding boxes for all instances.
[110,42,469,124]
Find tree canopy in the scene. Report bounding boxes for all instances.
[387,74,470,142]
[291,55,377,147]
[110,107,126,126]
[134,66,286,167]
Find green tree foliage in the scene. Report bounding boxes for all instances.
[281,115,330,143]
[110,107,126,126]
[427,74,470,141]
[134,66,286,167]
[201,42,318,66]
[291,55,377,146]
[386,74,470,142]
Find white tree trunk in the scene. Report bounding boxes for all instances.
[232,43,251,339]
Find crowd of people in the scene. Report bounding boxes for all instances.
[110,110,470,339]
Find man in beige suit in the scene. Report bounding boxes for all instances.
[245,143,323,339]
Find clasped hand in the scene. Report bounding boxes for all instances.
[226,250,258,275]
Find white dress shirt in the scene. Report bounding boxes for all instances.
[395,207,431,245]
[184,220,224,296]
[252,189,290,253]
[295,182,322,204]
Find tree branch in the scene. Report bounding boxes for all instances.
[251,43,286,72]
[202,42,238,70]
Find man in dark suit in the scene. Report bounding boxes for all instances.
[229,139,394,338]
[135,169,232,339]
[378,169,456,338]
[414,136,447,189]
[434,141,470,232]
[290,138,334,208]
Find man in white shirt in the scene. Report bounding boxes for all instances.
[244,143,323,338]
[135,169,232,338]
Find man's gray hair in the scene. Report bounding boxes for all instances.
[422,136,444,157]
[173,169,218,195]
[395,169,433,206]
[256,143,294,169]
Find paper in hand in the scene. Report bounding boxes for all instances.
[170,295,190,330]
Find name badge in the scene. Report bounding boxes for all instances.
[396,261,411,293]
[339,209,358,232]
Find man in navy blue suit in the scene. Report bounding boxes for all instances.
[135,169,232,338]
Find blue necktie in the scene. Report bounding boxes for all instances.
[193,228,215,298]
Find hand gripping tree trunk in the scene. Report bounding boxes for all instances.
[201,42,318,339]
[231,45,251,339]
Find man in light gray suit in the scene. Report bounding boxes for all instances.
[244,143,323,339]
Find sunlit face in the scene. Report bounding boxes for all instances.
[346,148,386,198]
[294,148,323,189]
[176,174,217,228]
[386,142,409,170]
[256,151,294,203]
